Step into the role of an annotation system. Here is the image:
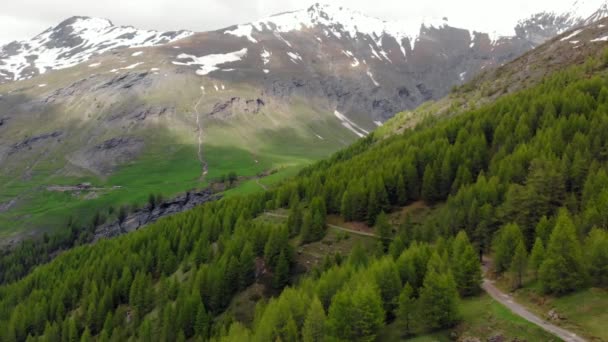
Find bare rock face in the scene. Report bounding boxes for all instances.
[94,189,220,240]
[70,137,144,176]
[8,131,62,155]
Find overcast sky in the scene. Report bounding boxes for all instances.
[0,0,592,45]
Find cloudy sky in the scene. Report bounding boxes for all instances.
[0,0,594,45]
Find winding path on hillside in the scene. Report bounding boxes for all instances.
[255,178,268,191]
[481,265,586,342]
[263,212,377,238]
[264,212,585,341]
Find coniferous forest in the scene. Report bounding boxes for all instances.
[2,51,608,342]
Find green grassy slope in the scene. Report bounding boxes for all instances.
[0,59,360,243]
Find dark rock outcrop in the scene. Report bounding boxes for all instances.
[94,189,220,240]
[9,131,62,155]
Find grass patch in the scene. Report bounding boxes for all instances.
[0,143,204,241]
[503,283,608,341]
[295,226,377,272]
[378,293,558,341]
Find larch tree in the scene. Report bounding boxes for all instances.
[397,282,416,335]
[509,240,528,289]
[418,253,460,330]
[302,297,326,342]
[539,210,588,294]
[528,237,545,280]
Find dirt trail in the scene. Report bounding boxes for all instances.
[263,212,377,238]
[255,178,268,191]
[481,261,586,342]
[265,212,585,341]
[193,86,208,177]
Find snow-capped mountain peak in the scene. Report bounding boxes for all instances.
[224,3,427,53]
[584,1,608,24]
[569,0,608,20]
[0,16,192,81]
[513,0,608,45]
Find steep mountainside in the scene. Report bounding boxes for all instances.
[380,16,608,136]
[1,1,608,243]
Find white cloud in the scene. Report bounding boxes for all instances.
[0,0,599,45]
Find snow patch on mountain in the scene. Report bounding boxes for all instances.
[334,110,369,138]
[286,51,302,63]
[561,29,583,40]
[172,48,248,75]
[367,70,380,87]
[261,49,271,65]
[109,62,145,73]
[591,34,608,41]
[225,25,258,43]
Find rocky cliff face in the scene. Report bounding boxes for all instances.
[94,189,220,241]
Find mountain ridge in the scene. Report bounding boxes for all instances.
[3,1,608,84]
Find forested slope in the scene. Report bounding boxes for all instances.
[2,44,608,342]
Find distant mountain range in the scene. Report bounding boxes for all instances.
[2,2,608,119]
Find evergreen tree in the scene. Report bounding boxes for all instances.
[375,212,392,251]
[493,223,525,273]
[371,258,402,316]
[585,228,608,287]
[451,231,482,296]
[418,253,460,330]
[310,196,327,241]
[80,328,91,342]
[397,283,416,335]
[367,189,380,226]
[528,237,545,280]
[328,283,385,342]
[397,174,408,206]
[348,242,369,268]
[341,189,354,221]
[222,322,251,341]
[535,216,552,245]
[421,165,439,203]
[302,297,326,342]
[194,302,209,338]
[139,320,152,342]
[539,210,588,294]
[509,240,528,289]
[286,202,303,237]
[68,318,78,342]
[300,210,314,244]
[273,251,290,290]
[238,243,256,290]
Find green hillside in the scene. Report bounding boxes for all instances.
[0,63,357,244]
